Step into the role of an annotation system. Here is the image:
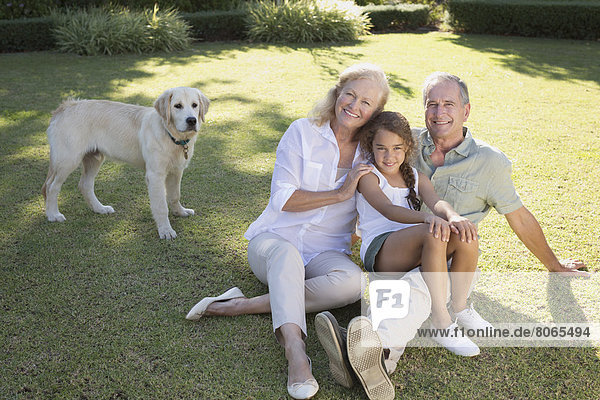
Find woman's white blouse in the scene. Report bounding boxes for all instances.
[245,118,365,264]
[356,165,419,262]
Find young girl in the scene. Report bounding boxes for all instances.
[356,111,491,356]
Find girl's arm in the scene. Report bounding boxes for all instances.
[417,172,477,243]
[358,172,451,241]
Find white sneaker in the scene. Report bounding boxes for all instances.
[431,322,480,357]
[455,304,493,331]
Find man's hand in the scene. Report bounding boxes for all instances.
[553,258,591,278]
[448,215,478,243]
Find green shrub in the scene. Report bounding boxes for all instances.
[143,5,192,51]
[448,0,600,40]
[52,6,191,55]
[246,0,371,43]
[0,0,54,19]
[0,0,249,19]
[0,0,251,19]
[63,0,248,12]
[363,3,429,31]
[354,0,384,5]
[0,17,56,52]
[183,10,248,41]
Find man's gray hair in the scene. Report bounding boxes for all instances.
[422,72,469,107]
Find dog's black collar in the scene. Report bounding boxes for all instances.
[165,129,190,146]
[164,127,191,159]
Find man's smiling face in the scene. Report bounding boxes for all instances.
[424,80,470,142]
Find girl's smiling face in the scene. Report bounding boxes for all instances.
[372,129,407,175]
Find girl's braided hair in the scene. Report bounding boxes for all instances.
[357,111,421,210]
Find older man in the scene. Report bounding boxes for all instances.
[416,71,586,276]
[315,72,588,400]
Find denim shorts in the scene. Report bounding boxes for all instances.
[363,231,394,272]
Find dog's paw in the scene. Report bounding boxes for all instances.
[94,205,115,214]
[158,227,177,240]
[173,207,195,217]
[47,213,66,222]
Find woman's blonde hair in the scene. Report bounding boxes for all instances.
[309,63,390,127]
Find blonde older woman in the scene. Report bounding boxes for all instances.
[187,64,390,399]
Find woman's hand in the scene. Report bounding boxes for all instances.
[448,215,478,243]
[425,215,452,242]
[337,163,373,201]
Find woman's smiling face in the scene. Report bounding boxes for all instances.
[333,78,381,134]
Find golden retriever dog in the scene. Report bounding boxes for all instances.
[42,87,210,239]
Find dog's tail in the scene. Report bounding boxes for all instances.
[43,100,75,200]
[51,98,79,118]
[41,162,54,200]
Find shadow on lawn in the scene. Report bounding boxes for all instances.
[306,46,414,99]
[439,34,600,87]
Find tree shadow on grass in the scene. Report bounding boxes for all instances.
[438,34,600,87]
[306,46,414,99]
[149,40,369,65]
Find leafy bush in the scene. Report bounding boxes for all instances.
[246,0,371,43]
[183,10,247,41]
[144,5,192,51]
[52,5,191,55]
[0,0,54,19]
[0,0,248,19]
[448,0,600,40]
[363,3,429,31]
[62,0,248,12]
[0,17,55,52]
[354,0,384,5]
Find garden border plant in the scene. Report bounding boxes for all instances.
[245,0,372,43]
[51,5,191,56]
[448,0,600,40]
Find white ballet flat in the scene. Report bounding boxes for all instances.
[287,357,319,399]
[287,378,319,399]
[185,287,245,321]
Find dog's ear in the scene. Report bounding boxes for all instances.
[196,89,210,123]
[154,89,173,126]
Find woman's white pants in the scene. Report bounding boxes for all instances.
[248,232,362,336]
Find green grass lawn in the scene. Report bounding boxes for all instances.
[1,32,599,399]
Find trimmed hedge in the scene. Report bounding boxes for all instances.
[0,17,55,52]
[183,10,247,41]
[363,3,430,31]
[448,0,600,40]
[0,0,246,19]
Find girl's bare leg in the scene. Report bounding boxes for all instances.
[447,234,479,313]
[375,224,451,329]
